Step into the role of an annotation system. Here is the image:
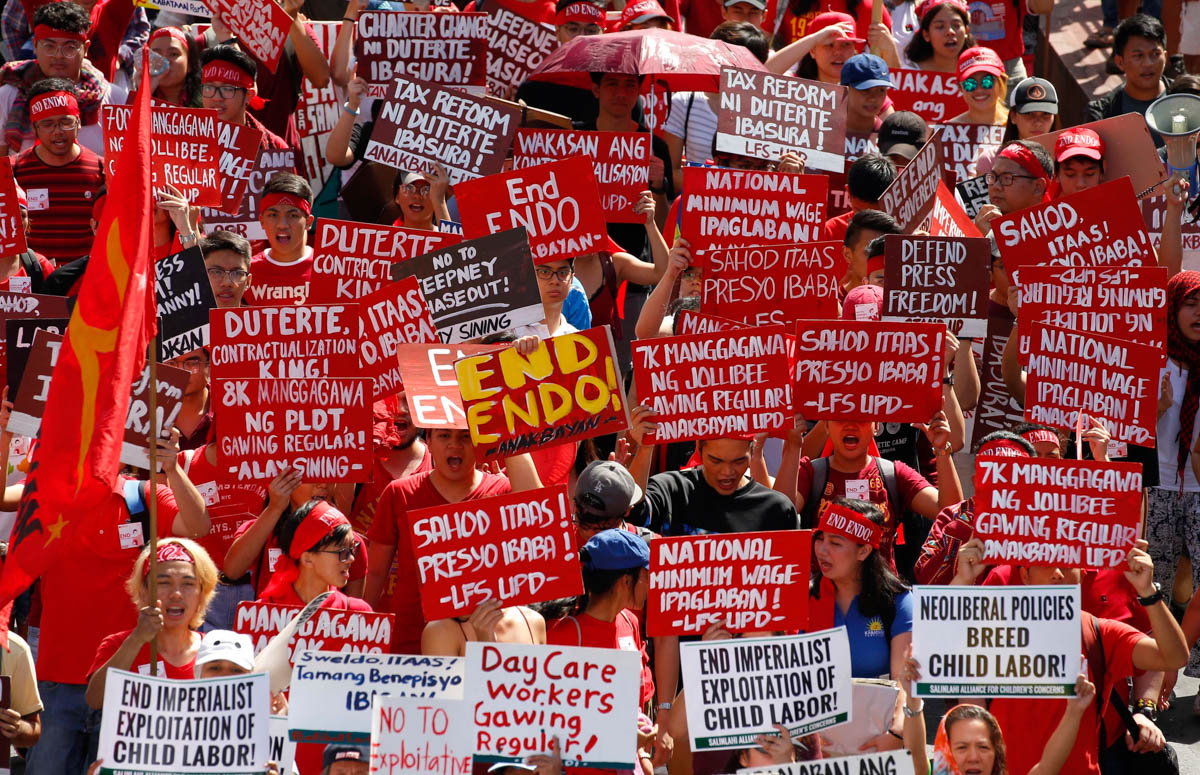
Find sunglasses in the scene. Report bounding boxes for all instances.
[961,74,996,92]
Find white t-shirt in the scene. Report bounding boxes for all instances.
[0,78,127,158]
[1156,359,1200,491]
[513,319,579,340]
[663,91,718,166]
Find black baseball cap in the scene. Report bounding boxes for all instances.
[877,111,927,161]
[1009,77,1059,115]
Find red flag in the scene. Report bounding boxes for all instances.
[0,50,155,646]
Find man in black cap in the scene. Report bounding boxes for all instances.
[877,111,928,168]
[322,745,368,775]
[574,460,658,544]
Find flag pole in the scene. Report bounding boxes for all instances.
[147,340,159,675]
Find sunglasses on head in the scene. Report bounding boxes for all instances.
[961,73,996,92]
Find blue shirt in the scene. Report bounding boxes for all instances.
[563,278,592,331]
[834,590,913,678]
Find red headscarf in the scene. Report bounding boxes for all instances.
[1168,271,1200,485]
[260,501,351,600]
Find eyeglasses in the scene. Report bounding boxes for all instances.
[398,182,431,195]
[34,117,79,132]
[36,39,83,57]
[961,74,996,92]
[207,267,250,282]
[169,355,209,372]
[535,266,574,281]
[201,84,247,99]
[984,171,1037,187]
[315,547,356,563]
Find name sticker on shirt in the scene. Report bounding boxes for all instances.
[845,479,870,501]
[8,276,30,294]
[268,547,282,572]
[118,521,145,550]
[1107,440,1129,459]
[137,661,166,676]
[196,480,219,506]
[26,188,48,212]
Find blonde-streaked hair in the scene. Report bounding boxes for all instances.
[126,538,219,630]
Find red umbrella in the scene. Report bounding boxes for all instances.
[526,28,768,93]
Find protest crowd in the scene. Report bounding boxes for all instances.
[0,0,1198,773]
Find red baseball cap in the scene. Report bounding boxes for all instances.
[808,11,865,42]
[915,0,969,21]
[957,45,1005,80]
[1054,127,1105,162]
[617,0,673,28]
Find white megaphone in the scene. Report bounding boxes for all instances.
[1146,92,1200,204]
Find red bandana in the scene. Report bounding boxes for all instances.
[976,441,1030,458]
[915,0,968,21]
[33,24,86,42]
[143,542,195,576]
[260,501,351,600]
[202,61,254,90]
[261,192,312,216]
[1021,429,1060,448]
[150,26,190,52]
[29,91,79,124]
[818,503,882,548]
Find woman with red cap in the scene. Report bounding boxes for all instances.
[257,501,371,611]
[947,46,1007,124]
[84,538,219,708]
[903,0,973,72]
[775,0,891,51]
[784,12,867,84]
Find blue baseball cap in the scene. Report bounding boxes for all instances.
[582,529,650,571]
[840,53,892,90]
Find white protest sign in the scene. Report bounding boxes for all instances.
[680,629,853,751]
[738,750,917,775]
[465,642,640,769]
[96,669,269,775]
[912,585,1081,698]
[267,716,295,775]
[370,695,472,775]
[288,651,464,745]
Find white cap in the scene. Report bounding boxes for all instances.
[194,630,255,677]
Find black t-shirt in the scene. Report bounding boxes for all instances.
[638,468,800,536]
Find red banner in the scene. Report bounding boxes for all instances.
[879,128,944,233]
[234,602,394,660]
[456,157,607,265]
[0,158,25,256]
[927,180,983,238]
[680,167,827,257]
[309,218,461,304]
[207,0,291,72]
[355,12,488,96]
[513,129,650,223]
[973,456,1143,569]
[633,326,791,443]
[210,304,360,379]
[455,327,629,460]
[396,343,500,429]
[358,277,438,401]
[675,310,746,336]
[485,7,556,101]
[408,486,582,620]
[701,241,840,325]
[1024,322,1159,445]
[793,320,945,422]
[102,105,221,207]
[887,69,965,123]
[648,530,812,636]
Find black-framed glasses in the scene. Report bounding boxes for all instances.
[535,266,573,281]
[207,267,250,282]
[984,171,1037,187]
[315,547,356,563]
[201,83,246,99]
[961,74,996,92]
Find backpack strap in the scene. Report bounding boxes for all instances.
[873,456,902,519]
[17,251,43,293]
[802,457,830,528]
[123,478,148,516]
[564,615,582,647]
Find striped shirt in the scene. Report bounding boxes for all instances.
[14,146,105,265]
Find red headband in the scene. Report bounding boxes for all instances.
[915,0,968,20]
[150,26,190,51]
[866,254,886,276]
[202,61,254,90]
[977,440,1031,458]
[259,500,351,599]
[1021,429,1061,448]
[33,24,86,42]
[818,504,882,548]
[997,144,1049,184]
[29,91,79,124]
[143,542,195,576]
[556,2,605,25]
[262,192,312,216]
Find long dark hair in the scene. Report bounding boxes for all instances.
[903,2,975,66]
[535,547,641,620]
[943,705,1008,775]
[810,499,908,622]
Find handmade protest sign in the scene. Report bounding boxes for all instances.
[793,321,945,421]
[970,316,1025,445]
[882,234,991,337]
[206,0,291,71]
[466,642,640,769]
[702,242,840,325]
[8,329,60,437]
[389,229,542,343]
[513,129,650,223]
[5,317,67,397]
[632,327,792,443]
[456,157,607,265]
[209,304,359,379]
[676,309,746,336]
[140,0,211,15]
[680,167,827,258]
[371,696,472,775]
[213,378,372,483]
[455,327,629,459]
[355,12,488,96]
[973,456,1142,569]
[396,343,500,429]
[485,8,557,100]
[267,716,296,775]
[912,585,1081,698]
[680,629,853,751]
[203,146,295,241]
[1143,194,1200,261]
[365,74,520,185]
[1016,266,1166,364]
[994,177,1153,281]
[0,291,70,388]
[123,362,192,470]
[887,69,964,122]
[205,117,263,218]
[289,651,464,745]
[648,530,811,636]
[739,751,916,775]
[309,218,461,304]
[409,486,582,619]
[295,21,339,191]
[0,158,25,256]
[928,180,982,238]
[955,173,991,219]
[234,602,394,660]
[878,128,943,233]
[1030,113,1166,197]
[938,122,1004,184]
[157,247,217,361]
[96,669,269,775]
[714,68,846,172]
[103,105,221,206]
[358,277,438,400]
[1024,322,1159,445]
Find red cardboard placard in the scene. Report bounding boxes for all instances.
[206,117,264,217]
[881,234,991,337]
[456,157,608,265]
[214,377,372,483]
[358,277,438,401]
[1017,266,1167,365]
[701,241,840,326]
[309,218,462,304]
[680,167,827,258]
[103,105,221,207]
[235,602,394,660]
[0,157,25,256]
[887,70,966,123]
[994,177,1154,282]
[648,530,812,636]
[879,127,944,233]
[513,129,650,224]
[354,12,488,97]
[675,309,746,336]
[123,361,193,471]
[203,146,295,242]
[207,0,291,72]
[408,485,582,620]
[1025,322,1159,445]
[971,316,1025,445]
[927,180,983,238]
[485,7,556,101]
[793,320,945,422]
[210,304,360,379]
[455,327,629,460]
[396,343,501,429]
[633,326,792,443]
[937,122,1004,184]
[973,456,1143,569]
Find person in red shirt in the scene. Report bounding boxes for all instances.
[84,539,218,708]
[148,26,201,108]
[775,0,891,50]
[819,154,897,244]
[246,172,313,306]
[347,394,432,536]
[258,500,372,612]
[199,45,291,152]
